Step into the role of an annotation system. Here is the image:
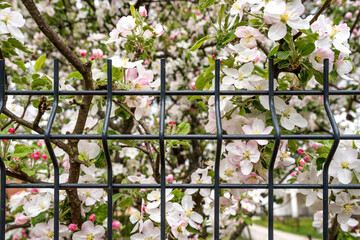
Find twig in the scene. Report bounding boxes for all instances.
[6,223,31,232]
[350,11,360,38]
[293,0,332,40]
[2,108,69,152]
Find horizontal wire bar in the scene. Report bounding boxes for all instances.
[4,90,360,96]
[1,134,360,140]
[5,183,360,189]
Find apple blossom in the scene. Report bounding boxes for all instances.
[171,219,190,240]
[226,140,260,175]
[235,26,261,49]
[329,147,360,184]
[0,8,26,43]
[222,63,254,89]
[72,221,105,240]
[130,220,160,240]
[309,48,335,72]
[23,193,51,217]
[32,219,69,240]
[242,118,273,145]
[329,192,360,224]
[264,0,309,40]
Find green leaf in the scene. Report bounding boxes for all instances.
[93,204,108,224]
[34,54,46,72]
[112,193,122,204]
[13,60,26,71]
[186,226,201,234]
[267,45,279,58]
[93,150,106,168]
[277,51,289,59]
[198,0,215,9]
[130,5,136,19]
[31,212,47,226]
[301,43,315,56]
[11,144,33,158]
[189,35,210,51]
[299,70,313,84]
[8,38,33,54]
[31,78,47,90]
[66,71,82,79]
[177,122,191,135]
[0,2,11,9]
[119,197,132,209]
[218,4,225,27]
[222,30,236,44]
[0,124,13,134]
[11,205,24,215]
[312,69,323,85]
[316,157,326,171]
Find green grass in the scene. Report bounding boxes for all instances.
[253,216,323,239]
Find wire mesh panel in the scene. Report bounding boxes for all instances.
[1,58,360,240]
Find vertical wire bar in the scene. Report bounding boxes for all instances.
[44,59,60,239]
[268,58,281,240]
[322,58,340,240]
[214,59,222,240]
[102,59,113,240]
[160,59,166,240]
[0,59,6,239]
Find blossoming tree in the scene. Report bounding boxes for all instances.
[1,0,360,239]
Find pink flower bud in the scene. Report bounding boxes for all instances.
[89,56,94,60]
[166,174,174,183]
[303,155,310,162]
[139,6,147,17]
[41,154,47,160]
[112,220,121,229]
[30,188,39,194]
[37,141,42,147]
[89,214,96,221]
[298,166,303,171]
[140,188,146,193]
[191,82,196,90]
[297,149,304,154]
[299,159,306,166]
[142,205,146,211]
[8,128,15,134]
[21,230,26,234]
[92,49,103,59]
[15,213,28,225]
[290,172,295,177]
[69,223,77,231]
[33,154,39,160]
[144,59,150,65]
[344,12,353,19]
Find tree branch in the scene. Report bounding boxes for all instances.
[21,0,91,79]
[350,11,360,38]
[2,108,69,153]
[6,170,46,183]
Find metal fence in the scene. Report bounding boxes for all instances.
[0,58,360,240]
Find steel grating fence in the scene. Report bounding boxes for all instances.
[0,58,360,240]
